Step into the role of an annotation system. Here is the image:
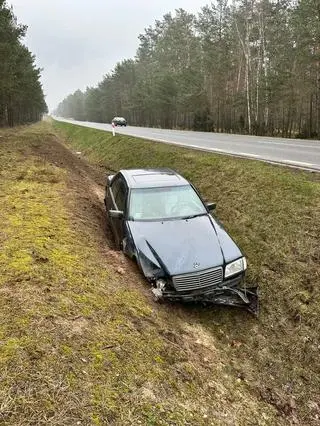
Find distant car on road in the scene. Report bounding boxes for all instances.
[112,116,127,126]
[104,168,258,313]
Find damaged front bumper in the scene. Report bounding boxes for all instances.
[153,275,259,315]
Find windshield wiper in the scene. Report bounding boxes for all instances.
[182,213,207,220]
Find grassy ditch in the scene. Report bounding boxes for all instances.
[0,122,289,425]
[53,120,320,425]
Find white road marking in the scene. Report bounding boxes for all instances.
[281,160,315,167]
[207,148,225,152]
[257,140,320,149]
[238,153,262,158]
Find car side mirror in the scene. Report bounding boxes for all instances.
[109,209,124,219]
[107,174,115,186]
[206,202,216,211]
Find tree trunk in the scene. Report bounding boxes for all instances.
[309,94,313,137]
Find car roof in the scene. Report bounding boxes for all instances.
[120,168,189,189]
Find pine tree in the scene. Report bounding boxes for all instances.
[0,1,47,127]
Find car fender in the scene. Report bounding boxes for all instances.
[126,223,166,280]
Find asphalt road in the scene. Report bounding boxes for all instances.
[54,117,320,172]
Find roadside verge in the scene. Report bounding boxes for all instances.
[54,119,320,425]
[1,122,289,425]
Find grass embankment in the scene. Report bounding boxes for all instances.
[0,123,287,425]
[53,121,320,425]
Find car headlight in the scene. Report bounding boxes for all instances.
[225,257,247,278]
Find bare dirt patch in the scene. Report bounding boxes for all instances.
[28,133,110,244]
[28,134,153,292]
[29,134,162,304]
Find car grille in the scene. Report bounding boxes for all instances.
[172,267,223,292]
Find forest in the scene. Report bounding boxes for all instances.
[0,1,47,127]
[56,0,320,138]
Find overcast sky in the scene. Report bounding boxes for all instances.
[9,0,207,111]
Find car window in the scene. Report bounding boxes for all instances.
[129,185,206,220]
[114,178,127,211]
[110,175,121,201]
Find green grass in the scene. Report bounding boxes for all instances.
[53,120,320,425]
[0,123,287,425]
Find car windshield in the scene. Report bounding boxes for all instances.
[129,185,206,221]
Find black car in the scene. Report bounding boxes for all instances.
[104,168,258,313]
[112,116,127,126]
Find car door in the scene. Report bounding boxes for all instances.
[107,174,127,249]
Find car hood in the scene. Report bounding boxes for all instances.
[128,215,242,277]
